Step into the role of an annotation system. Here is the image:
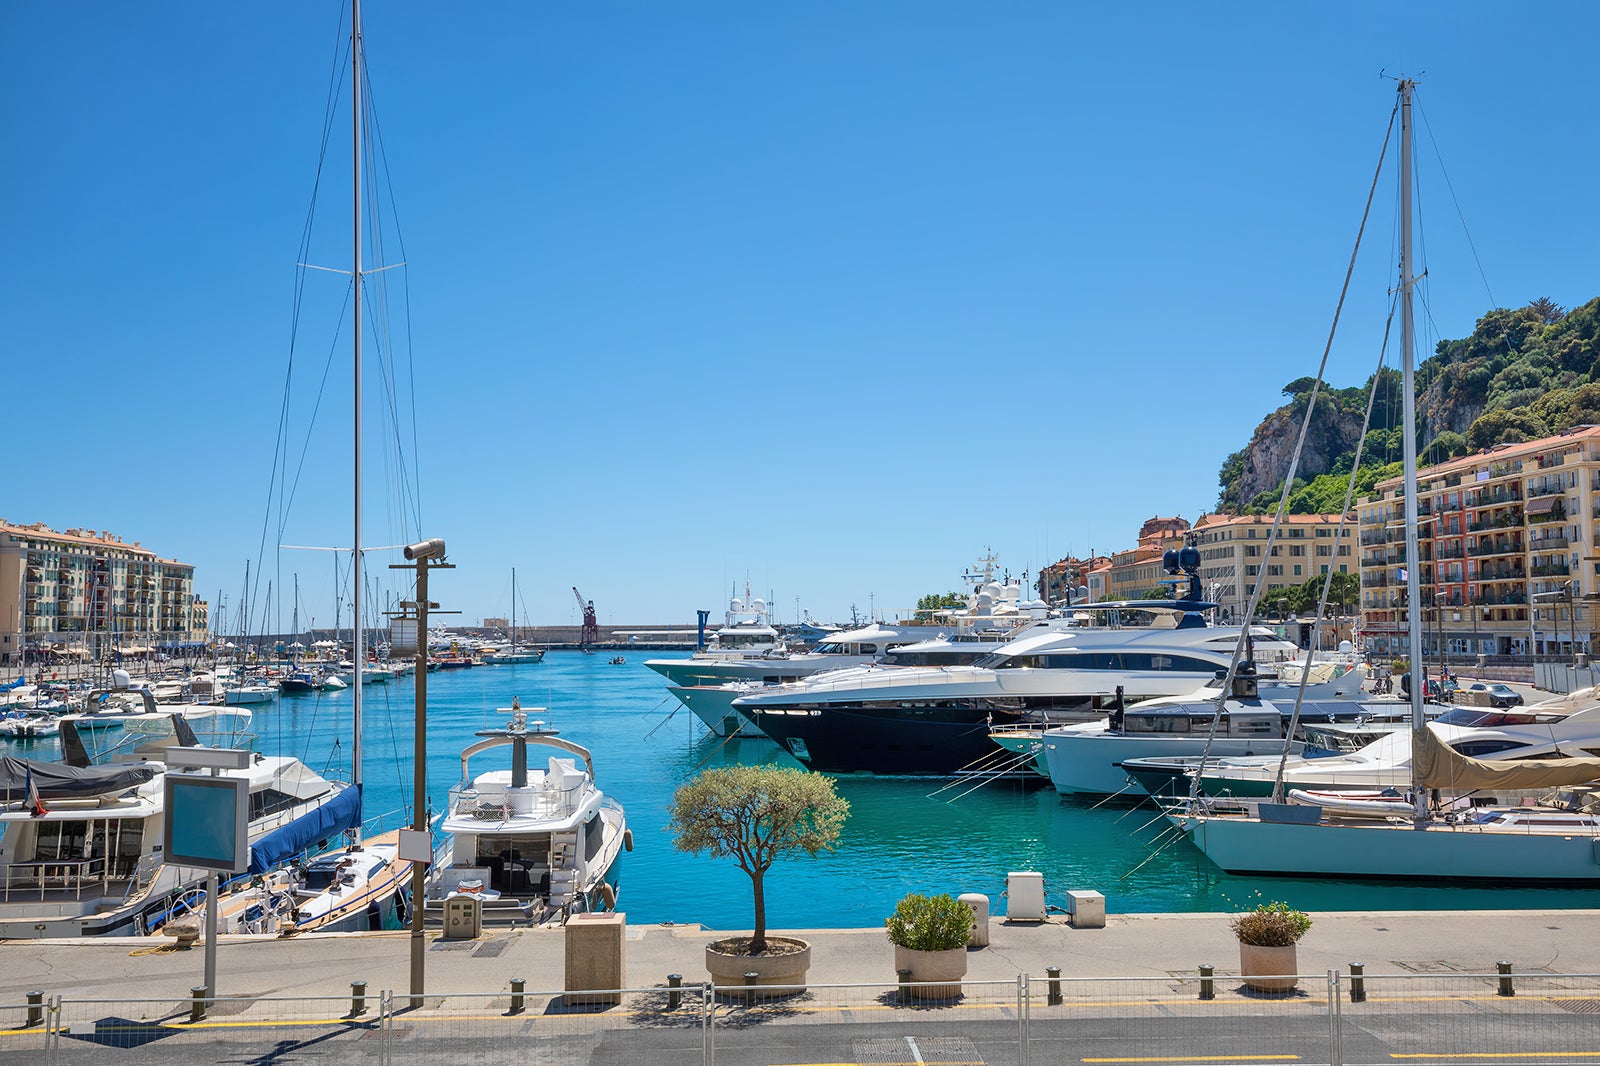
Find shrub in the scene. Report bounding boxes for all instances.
[885,893,974,952]
[1230,901,1312,946]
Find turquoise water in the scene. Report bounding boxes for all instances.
[9,651,1600,927]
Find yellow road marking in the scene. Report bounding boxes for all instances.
[96,1017,369,1032]
[1088,1049,1299,1056]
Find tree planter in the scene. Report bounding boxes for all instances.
[706,936,811,999]
[894,945,968,1000]
[1238,942,1298,993]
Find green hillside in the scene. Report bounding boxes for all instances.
[1217,296,1600,514]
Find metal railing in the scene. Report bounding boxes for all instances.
[11,969,1599,1066]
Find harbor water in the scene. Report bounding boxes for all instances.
[8,650,1599,927]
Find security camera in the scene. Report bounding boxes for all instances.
[403,538,446,561]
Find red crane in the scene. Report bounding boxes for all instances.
[572,587,599,648]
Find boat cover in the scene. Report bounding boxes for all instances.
[247,783,362,874]
[0,756,157,801]
[1414,725,1600,791]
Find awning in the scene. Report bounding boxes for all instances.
[1526,495,1561,515]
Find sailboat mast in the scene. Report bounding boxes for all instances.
[1397,78,1427,823]
[351,0,365,791]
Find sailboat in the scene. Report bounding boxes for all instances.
[1168,79,1600,882]
[484,569,545,665]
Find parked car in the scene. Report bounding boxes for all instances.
[1466,681,1524,708]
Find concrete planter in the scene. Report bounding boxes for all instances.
[894,945,968,1000]
[1238,942,1299,992]
[705,936,810,999]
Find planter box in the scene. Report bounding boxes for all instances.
[706,937,810,1000]
[1238,942,1299,993]
[894,945,968,1000]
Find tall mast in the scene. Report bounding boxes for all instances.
[351,0,365,790]
[512,567,516,647]
[1397,78,1427,823]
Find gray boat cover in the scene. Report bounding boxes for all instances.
[0,756,157,801]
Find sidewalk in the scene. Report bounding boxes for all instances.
[8,909,1600,1002]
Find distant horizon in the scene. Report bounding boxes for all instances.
[6,2,1596,630]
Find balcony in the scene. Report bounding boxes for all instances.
[1530,535,1571,550]
[1470,541,1523,558]
[1531,563,1572,577]
[1527,483,1565,498]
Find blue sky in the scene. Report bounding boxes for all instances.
[3,2,1595,633]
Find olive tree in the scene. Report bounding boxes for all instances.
[666,765,848,954]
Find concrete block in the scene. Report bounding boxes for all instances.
[1067,890,1105,929]
[565,911,625,1005]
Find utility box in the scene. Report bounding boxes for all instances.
[565,911,625,1006]
[959,892,991,947]
[1006,872,1046,921]
[1066,889,1106,929]
[442,895,482,940]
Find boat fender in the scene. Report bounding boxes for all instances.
[599,882,617,910]
[623,829,634,852]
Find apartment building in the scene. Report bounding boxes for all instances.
[0,521,209,665]
[1104,516,1192,601]
[1357,425,1600,658]
[1192,512,1356,624]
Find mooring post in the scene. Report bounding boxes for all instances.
[1198,964,1215,1001]
[1349,962,1366,1003]
[190,986,209,1023]
[897,967,913,1004]
[743,971,758,1007]
[508,977,525,1014]
[1497,961,1515,997]
[351,980,367,1016]
[25,991,42,1028]
[1046,965,1062,1006]
[667,973,683,1011]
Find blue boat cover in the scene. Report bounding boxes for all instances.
[247,783,362,874]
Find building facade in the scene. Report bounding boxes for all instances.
[1357,426,1600,659]
[0,521,209,665]
[1105,516,1192,601]
[1193,512,1356,624]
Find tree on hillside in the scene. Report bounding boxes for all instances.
[1530,296,1566,325]
[1466,407,1548,451]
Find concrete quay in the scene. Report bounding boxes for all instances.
[7,909,1600,1003]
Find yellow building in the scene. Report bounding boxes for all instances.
[1357,425,1600,659]
[1192,512,1356,625]
[0,521,209,665]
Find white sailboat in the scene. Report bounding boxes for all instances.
[1169,79,1600,882]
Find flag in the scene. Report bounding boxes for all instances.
[1397,567,1408,582]
[23,763,47,817]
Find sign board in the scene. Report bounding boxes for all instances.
[390,618,418,657]
[397,828,434,864]
[163,774,250,873]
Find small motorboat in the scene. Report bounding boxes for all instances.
[608,656,626,665]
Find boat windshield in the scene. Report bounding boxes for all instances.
[1431,708,1563,728]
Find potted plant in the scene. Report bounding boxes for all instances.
[886,892,974,1000]
[1230,900,1311,992]
[667,765,848,998]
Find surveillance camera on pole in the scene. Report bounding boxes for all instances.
[403,538,446,561]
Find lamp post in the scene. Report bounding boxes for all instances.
[392,538,453,1009]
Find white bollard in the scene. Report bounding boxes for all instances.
[959,892,991,947]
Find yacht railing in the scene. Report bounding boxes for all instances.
[447,781,586,822]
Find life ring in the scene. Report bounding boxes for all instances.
[598,882,617,910]
[623,829,634,852]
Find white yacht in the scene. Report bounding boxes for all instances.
[0,694,358,938]
[731,596,1302,775]
[424,709,629,926]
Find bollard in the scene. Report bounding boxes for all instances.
[898,967,913,1004]
[1497,961,1515,997]
[190,986,209,1023]
[1198,964,1215,1001]
[743,971,758,1007]
[1349,962,1366,1003]
[1046,965,1063,1006]
[351,980,367,1016]
[25,991,42,1028]
[667,973,683,1011]
[509,977,525,1015]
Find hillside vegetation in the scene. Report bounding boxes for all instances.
[1217,296,1600,514]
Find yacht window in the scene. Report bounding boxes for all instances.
[1450,740,1532,757]
[859,644,878,655]
[1433,710,1547,728]
[584,814,604,861]
[1125,715,1191,733]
